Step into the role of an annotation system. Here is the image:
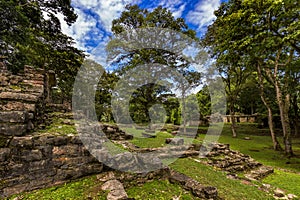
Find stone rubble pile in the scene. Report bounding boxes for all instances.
[202,143,274,179]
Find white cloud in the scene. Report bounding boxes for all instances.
[186,0,221,32]
[58,0,142,53]
[57,8,102,51]
[57,0,189,69]
[159,0,186,18]
[70,0,142,32]
[173,3,186,18]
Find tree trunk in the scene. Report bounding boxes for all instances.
[263,49,294,156]
[274,78,293,156]
[291,95,300,136]
[229,104,237,138]
[182,88,187,135]
[257,65,282,151]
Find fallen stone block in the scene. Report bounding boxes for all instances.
[165,138,184,146]
[101,180,128,200]
[169,170,218,199]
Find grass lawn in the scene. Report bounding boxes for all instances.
[195,123,300,198]
[8,176,107,200]
[126,180,202,199]
[170,158,274,200]
[196,123,300,172]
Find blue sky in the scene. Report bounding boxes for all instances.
[58,0,226,67]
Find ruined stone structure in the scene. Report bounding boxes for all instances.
[222,114,258,123]
[0,63,277,199]
[0,65,104,198]
[0,65,45,139]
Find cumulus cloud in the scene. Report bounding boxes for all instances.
[57,8,103,51]
[186,0,221,32]
[71,0,141,32]
[158,0,186,18]
[57,0,143,65]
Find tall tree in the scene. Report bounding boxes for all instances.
[108,5,202,129]
[203,0,299,155]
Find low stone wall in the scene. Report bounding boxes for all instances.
[222,115,258,123]
[0,133,103,198]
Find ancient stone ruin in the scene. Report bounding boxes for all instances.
[0,65,103,197]
[0,63,277,199]
[0,65,45,138]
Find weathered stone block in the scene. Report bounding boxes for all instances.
[2,183,28,198]
[0,148,10,162]
[0,111,27,123]
[52,145,81,157]
[101,179,128,200]
[0,101,36,112]
[10,136,33,147]
[23,79,44,86]
[52,136,69,146]
[142,132,156,138]
[0,124,27,136]
[21,84,44,93]
[21,149,43,162]
[28,160,50,172]
[0,92,39,102]
[169,170,218,199]
[165,138,184,146]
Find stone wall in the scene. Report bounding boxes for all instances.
[0,64,104,198]
[222,114,258,123]
[0,133,103,197]
[0,65,45,143]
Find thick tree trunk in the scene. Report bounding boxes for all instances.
[257,65,282,151]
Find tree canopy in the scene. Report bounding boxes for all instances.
[203,0,300,155]
[0,0,85,99]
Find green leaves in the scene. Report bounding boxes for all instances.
[0,0,84,99]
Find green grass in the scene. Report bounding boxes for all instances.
[197,123,300,172]
[130,131,174,148]
[195,123,300,198]
[126,179,202,199]
[9,176,107,200]
[170,158,274,200]
[121,127,144,137]
[41,118,77,135]
[263,169,300,197]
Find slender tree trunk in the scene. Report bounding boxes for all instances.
[182,88,187,135]
[275,81,293,156]
[292,95,300,136]
[272,49,294,156]
[229,103,237,137]
[257,65,282,150]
